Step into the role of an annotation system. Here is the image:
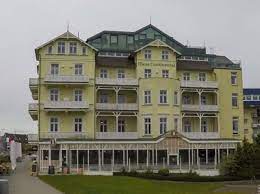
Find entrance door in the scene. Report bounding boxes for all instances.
[169,155,177,165]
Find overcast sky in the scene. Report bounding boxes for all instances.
[0,0,259,134]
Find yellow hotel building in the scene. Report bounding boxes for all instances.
[29,25,247,174]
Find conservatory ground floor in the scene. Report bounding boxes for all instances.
[37,131,240,174]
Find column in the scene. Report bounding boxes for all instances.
[102,150,104,166]
[152,149,154,166]
[126,149,129,166]
[98,149,101,171]
[226,148,229,158]
[206,148,208,164]
[123,150,125,166]
[188,148,191,170]
[218,148,220,164]
[136,149,139,167]
[199,116,202,132]
[191,147,194,166]
[59,146,62,172]
[115,88,119,104]
[196,149,199,166]
[76,149,79,173]
[87,150,89,171]
[115,115,119,133]
[155,148,158,166]
[214,148,217,168]
[48,145,51,166]
[146,149,149,167]
[66,149,68,165]
[112,149,114,171]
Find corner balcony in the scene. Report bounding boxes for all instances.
[180,131,220,139]
[29,78,38,100]
[44,75,89,84]
[181,80,218,89]
[40,132,87,139]
[28,103,38,120]
[96,132,138,139]
[44,101,89,111]
[96,78,138,86]
[182,104,218,112]
[96,103,138,111]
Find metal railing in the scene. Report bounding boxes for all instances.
[44,101,89,109]
[44,75,89,83]
[40,132,87,139]
[96,103,138,111]
[182,104,218,112]
[96,132,138,139]
[180,131,219,139]
[181,80,218,88]
[96,78,138,86]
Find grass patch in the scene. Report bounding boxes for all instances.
[39,175,246,194]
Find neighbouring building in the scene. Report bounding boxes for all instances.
[243,88,260,142]
[29,24,247,174]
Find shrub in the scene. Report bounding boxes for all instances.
[158,168,169,176]
[120,167,127,174]
[145,167,153,175]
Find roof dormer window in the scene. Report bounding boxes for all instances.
[48,46,52,54]
[110,35,118,44]
[69,42,77,54]
[57,42,65,54]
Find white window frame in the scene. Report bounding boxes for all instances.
[162,50,169,60]
[118,94,126,104]
[162,69,169,78]
[159,90,167,104]
[232,117,239,135]
[82,47,87,55]
[174,117,179,131]
[144,90,151,104]
[144,69,151,78]
[144,49,151,60]
[198,72,206,81]
[75,64,83,75]
[117,69,125,79]
[231,72,237,85]
[174,91,179,105]
[49,88,59,101]
[74,89,83,102]
[232,93,238,107]
[48,46,52,54]
[183,95,191,105]
[57,42,65,54]
[183,72,190,81]
[160,117,167,134]
[74,117,83,132]
[50,117,59,132]
[100,94,108,103]
[100,69,108,78]
[144,117,151,135]
[69,42,77,54]
[183,120,192,132]
[201,120,208,132]
[100,119,108,132]
[201,95,207,105]
[110,35,118,44]
[50,64,59,75]
[118,119,125,132]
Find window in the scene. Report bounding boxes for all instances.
[127,36,134,44]
[110,35,118,44]
[183,72,190,81]
[74,118,82,132]
[198,72,206,81]
[232,93,238,107]
[118,95,126,104]
[144,117,151,135]
[253,95,258,100]
[174,91,179,105]
[244,119,248,124]
[118,119,125,132]
[100,119,107,132]
[48,46,52,54]
[174,118,179,131]
[50,89,59,101]
[57,42,65,54]
[246,95,251,101]
[231,72,237,85]
[232,117,239,134]
[117,69,125,78]
[69,42,77,54]
[201,95,207,105]
[100,94,108,103]
[50,117,59,132]
[75,64,83,75]
[82,47,87,55]
[50,64,59,75]
[144,90,151,104]
[100,69,108,78]
[144,69,151,78]
[244,128,249,134]
[160,117,167,134]
[162,70,169,78]
[74,90,83,101]
[140,34,146,39]
[162,50,169,60]
[160,90,167,104]
[144,50,151,60]
[201,120,208,132]
[183,95,191,104]
[183,120,191,132]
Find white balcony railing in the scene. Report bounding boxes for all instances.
[252,123,260,128]
[40,132,87,139]
[181,80,218,88]
[180,131,219,139]
[44,101,89,110]
[96,103,138,111]
[44,75,89,83]
[29,78,38,86]
[96,132,138,139]
[182,104,218,112]
[96,78,138,86]
[28,103,38,111]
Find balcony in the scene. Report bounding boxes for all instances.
[96,78,138,86]
[180,131,220,139]
[44,75,89,84]
[40,132,87,139]
[96,103,138,111]
[252,123,260,128]
[44,101,89,111]
[29,78,38,100]
[182,104,218,112]
[181,80,218,89]
[252,113,260,118]
[96,132,138,139]
[28,103,38,120]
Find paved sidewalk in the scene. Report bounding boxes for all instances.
[5,156,62,194]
